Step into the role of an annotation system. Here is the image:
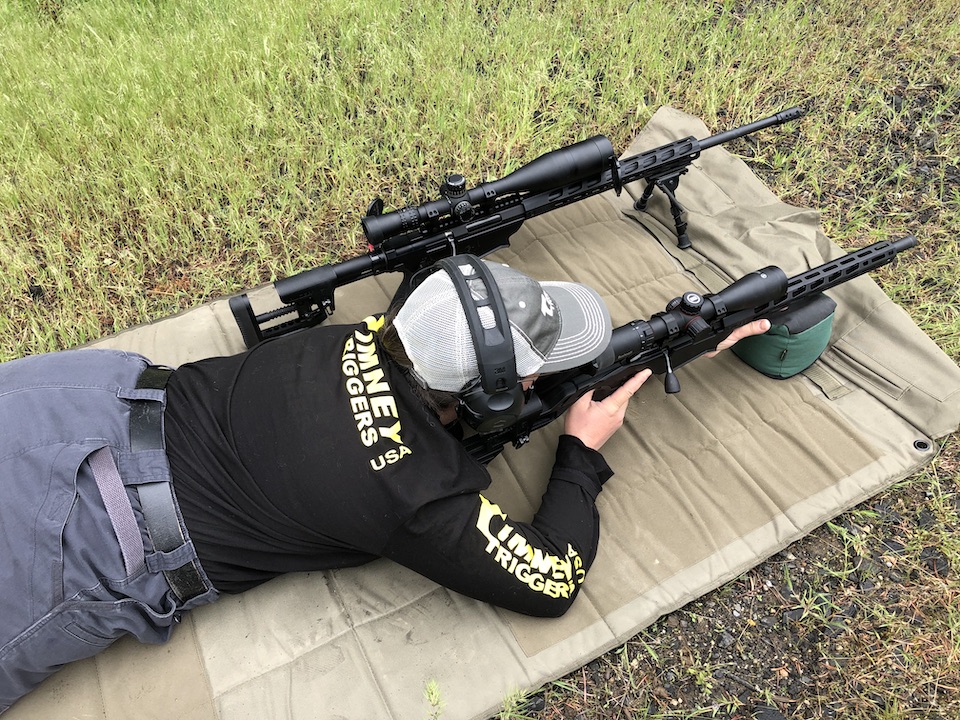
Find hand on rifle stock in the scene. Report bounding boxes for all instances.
[564,318,772,451]
[564,369,652,451]
[705,318,771,358]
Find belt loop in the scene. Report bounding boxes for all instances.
[130,366,172,453]
[129,365,210,603]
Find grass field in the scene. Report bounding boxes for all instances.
[1,0,958,717]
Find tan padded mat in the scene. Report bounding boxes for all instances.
[9,108,959,720]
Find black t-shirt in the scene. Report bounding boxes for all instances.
[164,318,613,617]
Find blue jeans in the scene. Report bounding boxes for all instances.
[0,349,218,713]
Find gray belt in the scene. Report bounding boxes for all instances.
[130,366,208,602]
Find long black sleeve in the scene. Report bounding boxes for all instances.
[167,322,615,608]
[380,435,613,617]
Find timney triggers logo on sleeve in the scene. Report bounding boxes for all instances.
[340,316,412,472]
[475,495,585,599]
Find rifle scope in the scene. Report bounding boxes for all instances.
[705,266,789,316]
[362,136,616,246]
[605,265,789,363]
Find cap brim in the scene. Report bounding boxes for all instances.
[537,282,612,373]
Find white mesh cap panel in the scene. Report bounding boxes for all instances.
[394,259,611,393]
[393,266,549,392]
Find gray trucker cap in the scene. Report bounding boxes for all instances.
[394,259,612,392]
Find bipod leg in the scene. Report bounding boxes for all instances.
[657,179,691,250]
[633,181,656,212]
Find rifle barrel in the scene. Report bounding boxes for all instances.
[698,106,804,151]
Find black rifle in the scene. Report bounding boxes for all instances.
[230,107,804,347]
[464,235,919,464]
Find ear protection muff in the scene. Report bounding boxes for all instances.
[435,255,525,434]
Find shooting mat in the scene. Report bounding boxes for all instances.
[8,108,959,720]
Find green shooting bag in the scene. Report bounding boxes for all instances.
[733,292,837,379]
